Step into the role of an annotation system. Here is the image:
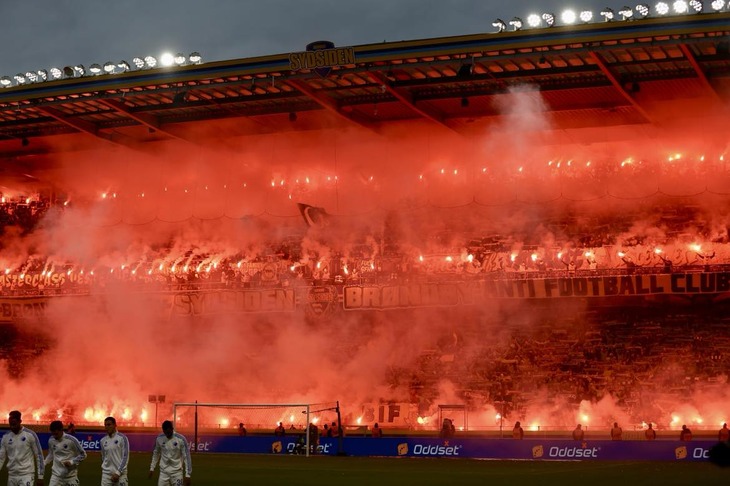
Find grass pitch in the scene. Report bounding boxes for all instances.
[2,452,727,486]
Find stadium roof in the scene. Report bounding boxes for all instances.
[0,13,728,163]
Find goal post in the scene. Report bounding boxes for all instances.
[172,402,341,456]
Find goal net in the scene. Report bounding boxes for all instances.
[172,401,342,456]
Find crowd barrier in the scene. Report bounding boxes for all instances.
[26,432,718,461]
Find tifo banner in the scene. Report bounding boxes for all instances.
[23,432,718,461]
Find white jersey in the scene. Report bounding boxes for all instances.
[150,432,192,478]
[44,432,87,479]
[0,426,44,478]
[100,431,129,477]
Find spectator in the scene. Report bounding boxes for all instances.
[572,424,585,441]
[610,422,623,440]
[371,423,383,438]
[645,423,657,440]
[680,425,692,441]
[238,423,247,437]
[439,418,455,440]
[719,423,729,442]
[512,421,524,440]
[274,422,285,436]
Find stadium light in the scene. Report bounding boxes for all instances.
[689,0,703,11]
[0,76,12,87]
[526,13,542,27]
[710,0,725,10]
[103,62,115,74]
[160,52,175,67]
[117,60,130,72]
[561,9,577,23]
[492,18,507,32]
[132,57,145,69]
[36,69,48,82]
[50,67,63,80]
[25,71,38,83]
[73,65,86,76]
[673,0,689,12]
[174,53,186,65]
[13,73,26,85]
[188,52,202,64]
[601,7,616,20]
[542,12,556,26]
[509,17,524,30]
[619,5,635,18]
[144,56,157,68]
[579,10,594,21]
[635,3,651,16]
[63,66,75,78]
[89,63,102,75]
[655,2,670,15]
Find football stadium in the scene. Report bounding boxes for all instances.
[1,1,730,483]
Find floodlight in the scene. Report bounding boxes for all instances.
[117,60,130,72]
[601,7,616,19]
[689,0,703,11]
[89,64,102,75]
[635,4,651,16]
[103,62,115,74]
[542,12,556,26]
[579,10,594,21]
[673,0,689,12]
[509,17,523,30]
[527,14,542,27]
[492,18,507,32]
[188,52,202,64]
[655,2,670,14]
[14,73,26,85]
[36,69,48,81]
[25,71,37,83]
[710,0,725,10]
[160,52,175,67]
[144,56,157,68]
[132,57,145,69]
[0,76,12,87]
[619,5,635,18]
[561,9,577,23]
[73,65,86,76]
[174,53,186,65]
[50,67,63,80]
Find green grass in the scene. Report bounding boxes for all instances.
[2,452,728,486]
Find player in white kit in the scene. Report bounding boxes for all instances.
[44,420,87,486]
[0,410,44,486]
[148,421,192,486]
[100,417,129,486]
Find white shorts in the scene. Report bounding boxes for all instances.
[101,473,128,486]
[8,476,35,486]
[50,476,80,486]
[158,471,184,486]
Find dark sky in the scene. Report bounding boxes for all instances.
[1,0,615,76]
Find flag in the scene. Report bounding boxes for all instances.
[297,203,330,228]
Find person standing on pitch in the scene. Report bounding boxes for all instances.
[100,417,129,486]
[0,410,44,486]
[149,420,192,486]
[45,420,87,486]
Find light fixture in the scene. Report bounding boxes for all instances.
[36,69,48,82]
[526,13,542,27]
[0,76,12,87]
[73,65,86,76]
[457,62,473,77]
[89,63,102,75]
[710,0,725,10]
[542,12,556,26]
[49,68,63,80]
[601,7,616,20]
[117,60,130,72]
[188,52,202,64]
[492,18,507,32]
[689,0,703,11]
[144,56,157,68]
[655,2,670,15]
[635,4,651,16]
[172,91,187,104]
[13,73,26,85]
[160,53,175,67]
[673,0,689,12]
[561,10,577,23]
[62,66,75,78]
[619,5,635,18]
[25,71,37,83]
[132,57,145,69]
[103,62,115,74]
[509,17,523,30]
[174,53,186,65]
[579,10,594,21]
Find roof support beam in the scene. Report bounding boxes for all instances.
[679,44,723,102]
[366,71,459,133]
[285,79,374,129]
[588,51,654,125]
[97,98,195,143]
[34,106,135,147]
